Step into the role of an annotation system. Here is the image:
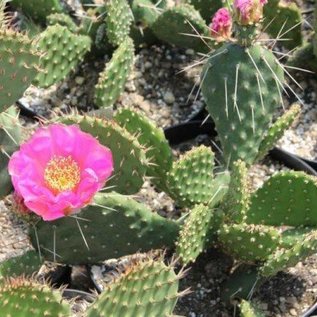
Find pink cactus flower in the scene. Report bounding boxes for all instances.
[210,8,232,42]
[9,124,114,221]
[234,0,267,25]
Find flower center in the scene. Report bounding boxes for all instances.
[44,156,80,193]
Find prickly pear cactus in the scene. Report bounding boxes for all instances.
[151,4,211,53]
[222,160,250,222]
[220,170,317,279]
[256,104,300,161]
[29,193,179,264]
[33,25,91,88]
[11,0,64,23]
[105,0,133,47]
[0,30,41,112]
[201,43,284,167]
[114,108,173,192]
[94,37,134,109]
[0,107,22,198]
[0,278,71,316]
[176,204,222,264]
[166,145,229,207]
[245,172,317,227]
[87,256,181,317]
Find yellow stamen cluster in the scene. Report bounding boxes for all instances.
[44,156,80,193]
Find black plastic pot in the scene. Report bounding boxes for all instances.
[302,301,317,317]
[164,120,317,176]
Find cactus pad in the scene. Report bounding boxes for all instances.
[0,251,42,279]
[222,160,250,222]
[167,145,215,207]
[30,193,179,264]
[176,204,218,265]
[105,0,133,47]
[87,256,181,317]
[201,43,284,166]
[0,278,71,317]
[151,4,211,53]
[219,223,281,262]
[245,172,317,227]
[256,104,300,161]
[34,25,91,88]
[0,30,41,112]
[114,108,173,192]
[95,37,134,109]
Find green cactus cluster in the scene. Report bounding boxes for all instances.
[0,0,316,315]
[0,254,183,316]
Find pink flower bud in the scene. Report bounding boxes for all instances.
[210,8,232,42]
[234,0,267,25]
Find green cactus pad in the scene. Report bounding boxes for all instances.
[61,115,148,195]
[30,193,179,264]
[0,107,22,198]
[0,30,41,112]
[167,145,215,207]
[185,0,222,23]
[245,172,317,227]
[0,278,71,316]
[0,251,42,279]
[105,0,133,47]
[264,0,302,50]
[47,13,78,33]
[151,4,211,53]
[256,104,300,161]
[34,25,91,88]
[261,230,317,277]
[11,0,64,23]
[114,108,173,192]
[201,43,284,167]
[176,204,219,265]
[222,160,250,222]
[87,256,180,317]
[239,300,265,317]
[95,37,134,109]
[219,223,281,262]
